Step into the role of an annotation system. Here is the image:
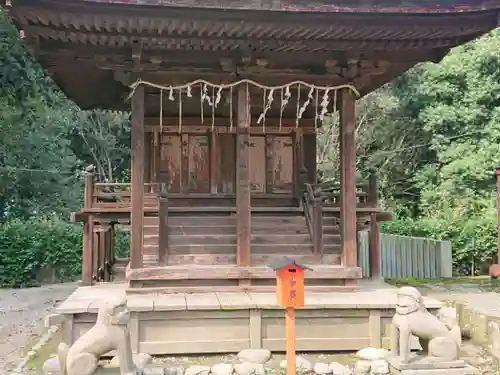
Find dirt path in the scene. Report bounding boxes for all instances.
[0,283,77,372]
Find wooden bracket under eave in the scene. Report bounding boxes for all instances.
[131,40,143,73]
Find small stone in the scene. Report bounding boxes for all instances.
[355,348,390,361]
[211,363,234,375]
[314,362,331,374]
[370,360,388,375]
[143,368,167,375]
[237,349,272,364]
[27,350,36,357]
[234,362,265,375]
[354,360,371,374]
[42,356,61,374]
[329,362,352,375]
[110,353,153,369]
[185,365,211,375]
[280,357,313,372]
[165,366,185,375]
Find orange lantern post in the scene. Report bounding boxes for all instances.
[269,259,312,375]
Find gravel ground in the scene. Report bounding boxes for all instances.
[0,283,77,372]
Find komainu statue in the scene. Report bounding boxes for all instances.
[391,286,462,363]
[58,299,135,375]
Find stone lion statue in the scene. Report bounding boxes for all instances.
[391,286,461,363]
[58,299,135,375]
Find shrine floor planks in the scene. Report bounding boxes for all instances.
[56,281,442,355]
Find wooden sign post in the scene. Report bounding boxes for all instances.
[270,259,312,375]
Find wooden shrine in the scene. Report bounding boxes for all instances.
[4,0,499,292]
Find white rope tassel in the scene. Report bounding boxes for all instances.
[159,88,163,134]
[126,79,360,135]
[314,88,319,129]
[320,88,331,121]
[261,88,266,132]
[279,88,284,131]
[211,86,215,131]
[178,88,182,134]
[229,86,233,132]
[200,83,204,124]
[298,86,314,124]
[296,83,301,128]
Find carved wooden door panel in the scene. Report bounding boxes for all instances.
[249,136,266,194]
[218,134,236,194]
[270,135,294,194]
[160,134,182,193]
[188,135,210,193]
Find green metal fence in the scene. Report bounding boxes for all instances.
[358,231,452,278]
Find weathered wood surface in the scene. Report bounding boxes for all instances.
[130,84,145,269]
[339,88,357,269]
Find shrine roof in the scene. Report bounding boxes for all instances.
[3,0,500,110]
[8,0,500,13]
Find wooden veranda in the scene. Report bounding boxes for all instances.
[5,0,500,293]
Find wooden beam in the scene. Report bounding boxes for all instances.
[126,264,362,281]
[339,88,357,269]
[130,84,145,269]
[144,117,318,128]
[39,42,450,65]
[236,85,251,283]
[82,172,94,286]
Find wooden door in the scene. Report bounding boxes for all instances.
[270,135,294,194]
[249,136,266,194]
[218,134,236,193]
[161,134,182,193]
[188,135,210,193]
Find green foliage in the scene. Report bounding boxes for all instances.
[0,218,83,287]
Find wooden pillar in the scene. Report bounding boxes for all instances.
[236,85,251,282]
[339,89,358,268]
[368,172,380,279]
[152,131,162,193]
[130,85,145,269]
[82,172,94,285]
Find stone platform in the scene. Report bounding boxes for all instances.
[55,281,442,355]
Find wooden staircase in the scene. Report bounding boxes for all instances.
[142,211,342,266]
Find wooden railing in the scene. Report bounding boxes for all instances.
[303,183,323,256]
[80,173,166,284]
[92,181,159,208]
[157,171,169,265]
[302,172,381,273]
[309,179,375,207]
